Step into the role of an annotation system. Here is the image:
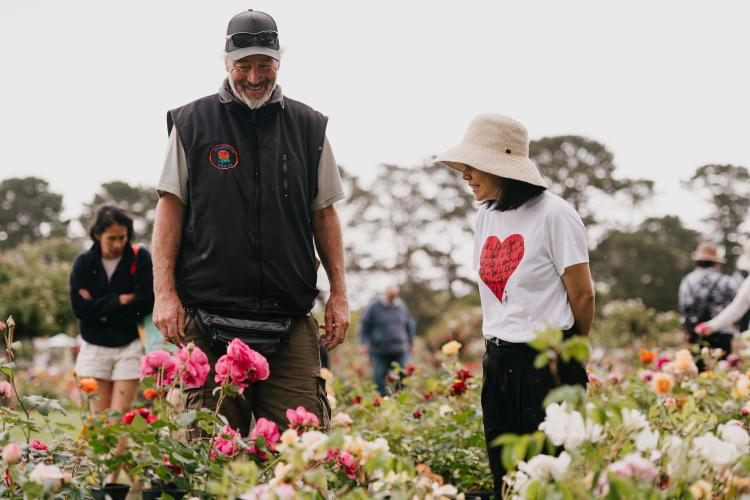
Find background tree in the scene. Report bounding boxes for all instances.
[79,181,158,243]
[0,177,67,250]
[529,136,654,230]
[338,162,476,333]
[591,215,700,311]
[0,238,81,338]
[682,164,750,268]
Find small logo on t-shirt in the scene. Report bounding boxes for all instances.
[479,234,525,304]
[209,144,239,170]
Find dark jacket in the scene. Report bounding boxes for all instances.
[168,82,327,317]
[69,243,154,347]
[358,298,416,355]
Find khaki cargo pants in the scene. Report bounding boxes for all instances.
[182,314,331,435]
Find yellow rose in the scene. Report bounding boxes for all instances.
[689,480,712,499]
[441,340,462,356]
[319,367,333,382]
[674,349,697,375]
[732,375,750,400]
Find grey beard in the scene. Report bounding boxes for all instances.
[228,78,275,109]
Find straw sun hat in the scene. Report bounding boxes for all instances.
[435,113,547,188]
[691,241,726,264]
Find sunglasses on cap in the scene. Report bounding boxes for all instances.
[226,31,278,48]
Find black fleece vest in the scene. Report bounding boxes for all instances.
[168,89,327,316]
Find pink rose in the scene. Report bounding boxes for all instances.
[30,439,48,451]
[214,355,248,393]
[140,351,177,386]
[338,451,359,480]
[286,406,320,432]
[2,442,21,464]
[249,418,280,460]
[607,453,658,483]
[226,339,270,383]
[0,380,11,398]
[212,425,239,456]
[214,340,270,392]
[174,343,210,388]
[656,357,672,370]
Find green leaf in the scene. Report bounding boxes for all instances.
[36,401,50,416]
[561,337,591,363]
[130,413,148,433]
[489,433,518,449]
[534,352,550,369]
[175,410,197,427]
[543,384,586,408]
[302,468,327,490]
[501,444,518,471]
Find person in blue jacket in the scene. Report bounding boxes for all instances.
[358,285,415,395]
[70,205,154,414]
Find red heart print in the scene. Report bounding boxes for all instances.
[479,234,525,303]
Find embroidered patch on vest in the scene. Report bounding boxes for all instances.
[209,144,239,170]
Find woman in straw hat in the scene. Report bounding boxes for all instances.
[436,114,594,496]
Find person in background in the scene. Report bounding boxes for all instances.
[436,114,594,497]
[678,241,736,357]
[358,285,415,395]
[694,241,750,346]
[69,205,154,479]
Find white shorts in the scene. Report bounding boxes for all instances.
[75,338,143,381]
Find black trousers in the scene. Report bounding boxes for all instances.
[481,340,588,498]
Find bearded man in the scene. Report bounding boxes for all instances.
[151,9,348,433]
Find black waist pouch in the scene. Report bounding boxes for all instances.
[191,308,292,356]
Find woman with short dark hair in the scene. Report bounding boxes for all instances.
[70,204,154,416]
[436,114,594,497]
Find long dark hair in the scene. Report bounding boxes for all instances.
[486,177,546,211]
[89,205,134,243]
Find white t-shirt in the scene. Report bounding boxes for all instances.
[472,191,589,343]
[101,256,122,281]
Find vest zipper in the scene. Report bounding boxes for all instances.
[251,111,263,309]
[281,153,288,198]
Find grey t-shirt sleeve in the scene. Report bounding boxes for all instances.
[156,127,189,205]
[312,136,345,211]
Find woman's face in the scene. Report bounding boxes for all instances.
[461,164,502,202]
[97,223,128,259]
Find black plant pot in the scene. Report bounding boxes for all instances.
[141,487,187,500]
[91,483,130,500]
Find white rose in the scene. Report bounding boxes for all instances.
[518,452,571,482]
[635,427,660,452]
[621,408,648,433]
[718,422,750,454]
[28,464,66,490]
[539,403,587,450]
[694,433,741,468]
[332,412,354,427]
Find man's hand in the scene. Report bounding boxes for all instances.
[78,289,92,300]
[118,293,135,305]
[153,292,186,346]
[320,293,349,350]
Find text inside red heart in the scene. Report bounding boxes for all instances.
[479,234,525,302]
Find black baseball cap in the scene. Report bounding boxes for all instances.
[225,10,280,61]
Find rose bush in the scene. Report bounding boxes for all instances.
[4,307,750,498]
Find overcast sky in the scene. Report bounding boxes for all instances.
[1,0,749,233]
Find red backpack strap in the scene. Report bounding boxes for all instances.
[130,245,140,276]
